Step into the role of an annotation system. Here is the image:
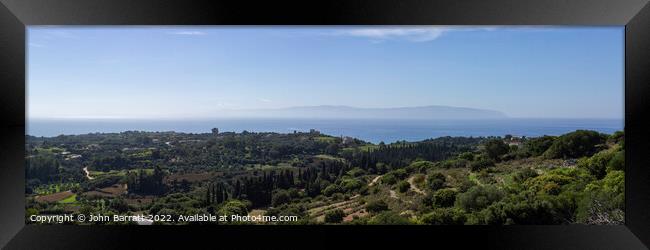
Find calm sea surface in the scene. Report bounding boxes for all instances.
[27,118,623,144]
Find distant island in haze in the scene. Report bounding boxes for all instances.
[213,105,508,120]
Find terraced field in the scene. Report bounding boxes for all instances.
[35,190,75,203]
[82,184,128,198]
[307,195,368,222]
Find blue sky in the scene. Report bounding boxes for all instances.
[28,26,624,119]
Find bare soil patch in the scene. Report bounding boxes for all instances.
[407,176,426,195]
[35,190,74,203]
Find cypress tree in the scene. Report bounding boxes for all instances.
[205,183,211,205]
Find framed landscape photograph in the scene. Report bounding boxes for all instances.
[1,0,649,249]
[23,26,626,226]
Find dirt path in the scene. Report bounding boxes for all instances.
[407,176,425,194]
[83,167,94,180]
[369,175,382,187]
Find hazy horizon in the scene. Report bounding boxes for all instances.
[28,26,624,120]
[27,104,623,120]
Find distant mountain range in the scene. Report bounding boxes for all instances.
[215,105,508,119]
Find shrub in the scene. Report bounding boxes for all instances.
[421,193,434,207]
[577,150,616,179]
[524,172,575,194]
[602,170,625,195]
[409,160,435,172]
[339,177,363,192]
[607,131,624,145]
[218,199,249,217]
[322,184,342,196]
[287,188,302,199]
[412,174,426,185]
[380,169,410,185]
[391,169,408,179]
[368,211,412,225]
[459,177,476,193]
[542,182,561,195]
[513,168,538,183]
[482,199,560,225]
[324,209,345,223]
[456,185,504,212]
[577,171,625,224]
[483,139,510,161]
[427,172,446,191]
[381,174,397,185]
[440,159,469,169]
[358,186,369,195]
[470,158,495,172]
[347,167,366,177]
[584,170,624,196]
[365,199,389,213]
[607,150,624,172]
[458,152,475,161]
[421,208,467,225]
[524,136,556,156]
[543,130,606,159]
[376,162,388,174]
[433,188,458,208]
[397,180,410,193]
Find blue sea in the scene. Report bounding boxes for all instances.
[27,118,623,144]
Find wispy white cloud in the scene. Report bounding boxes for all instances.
[327,26,518,42]
[258,98,272,103]
[336,28,448,42]
[169,31,207,36]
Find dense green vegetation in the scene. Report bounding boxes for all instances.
[25,129,624,225]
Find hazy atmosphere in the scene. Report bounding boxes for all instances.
[28,26,623,120]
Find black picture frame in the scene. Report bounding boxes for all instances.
[1,0,649,249]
